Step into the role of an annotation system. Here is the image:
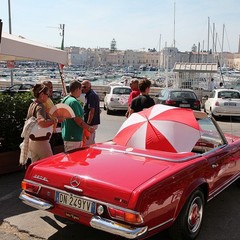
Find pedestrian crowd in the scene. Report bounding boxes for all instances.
[19,76,154,166]
[19,79,100,166]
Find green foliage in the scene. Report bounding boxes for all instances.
[0,92,33,152]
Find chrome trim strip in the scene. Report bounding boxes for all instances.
[148,218,174,231]
[22,179,141,218]
[92,146,199,162]
[208,173,240,201]
[19,191,53,210]
[64,185,83,192]
[90,216,148,239]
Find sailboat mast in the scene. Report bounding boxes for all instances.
[207,17,210,62]
[207,17,210,52]
[173,1,176,48]
[212,22,215,62]
[221,24,225,67]
[158,34,162,72]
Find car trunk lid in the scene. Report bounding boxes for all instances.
[26,144,194,206]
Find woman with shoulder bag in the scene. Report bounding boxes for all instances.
[25,83,58,163]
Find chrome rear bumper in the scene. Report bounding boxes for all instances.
[19,191,53,210]
[20,191,148,239]
[90,216,148,239]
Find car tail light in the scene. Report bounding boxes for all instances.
[21,180,41,194]
[165,100,176,105]
[215,101,219,106]
[194,100,201,107]
[108,207,143,224]
[110,97,118,101]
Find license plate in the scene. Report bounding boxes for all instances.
[179,104,190,107]
[224,102,236,106]
[55,191,96,214]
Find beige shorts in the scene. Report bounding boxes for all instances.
[29,139,53,162]
[64,141,83,152]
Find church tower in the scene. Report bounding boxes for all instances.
[110,38,117,53]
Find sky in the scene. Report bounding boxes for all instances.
[1,0,240,53]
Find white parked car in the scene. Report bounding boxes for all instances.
[204,88,240,117]
[103,86,132,114]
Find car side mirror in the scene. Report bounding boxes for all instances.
[103,91,107,96]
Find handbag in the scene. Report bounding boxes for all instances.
[25,102,53,141]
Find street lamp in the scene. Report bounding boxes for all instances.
[8,0,14,86]
[8,0,12,34]
[0,19,3,44]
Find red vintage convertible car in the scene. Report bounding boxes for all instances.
[20,110,240,240]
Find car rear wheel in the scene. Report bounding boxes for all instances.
[169,189,204,240]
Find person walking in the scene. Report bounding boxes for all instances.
[209,78,216,91]
[61,80,94,151]
[20,83,58,164]
[129,78,155,116]
[125,78,140,118]
[81,80,100,145]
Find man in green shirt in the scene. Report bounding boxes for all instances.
[61,80,94,151]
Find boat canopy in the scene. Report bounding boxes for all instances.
[0,32,68,65]
[173,63,218,73]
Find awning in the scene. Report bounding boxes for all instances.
[0,32,68,65]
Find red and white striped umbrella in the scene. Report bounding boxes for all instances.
[113,104,201,153]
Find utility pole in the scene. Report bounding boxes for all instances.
[46,24,67,94]
[59,24,65,50]
[47,24,65,50]
[58,24,67,96]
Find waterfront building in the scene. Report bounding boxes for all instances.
[5,45,238,71]
[66,46,225,70]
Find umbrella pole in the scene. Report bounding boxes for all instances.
[58,64,67,96]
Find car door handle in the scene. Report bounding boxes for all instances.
[211,163,219,168]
